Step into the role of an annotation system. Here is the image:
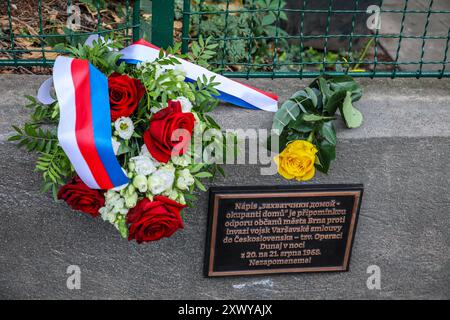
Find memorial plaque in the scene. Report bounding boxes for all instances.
[205,184,363,277]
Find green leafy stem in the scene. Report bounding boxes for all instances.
[271,75,363,174]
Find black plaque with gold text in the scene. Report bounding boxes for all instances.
[205,184,363,277]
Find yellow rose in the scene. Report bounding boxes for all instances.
[274,140,318,181]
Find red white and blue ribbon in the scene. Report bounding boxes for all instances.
[119,39,278,112]
[53,56,129,189]
[42,39,278,111]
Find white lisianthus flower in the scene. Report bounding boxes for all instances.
[140,144,151,157]
[133,174,148,193]
[148,165,175,195]
[176,169,195,191]
[104,190,116,201]
[99,207,116,224]
[140,145,162,167]
[120,185,138,209]
[100,190,129,226]
[110,195,127,215]
[176,96,193,113]
[130,155,157,176]
[123,184,136,195]
[114,117,134,140]
[124,192,138,209]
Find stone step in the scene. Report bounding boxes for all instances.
[0,75,449,299]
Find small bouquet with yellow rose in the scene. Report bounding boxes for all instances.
[271,76,363,181]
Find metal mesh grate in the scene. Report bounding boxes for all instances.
[180,0,450,78]
[0,0,141,67]
[1,0,449,78]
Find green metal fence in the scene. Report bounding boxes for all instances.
[1,0,450,78]
[179,0,450,78]
[0,0,141,67]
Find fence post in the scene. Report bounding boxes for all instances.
[182,0,190,54]
[151,0,175,49]
[132,0,141,42]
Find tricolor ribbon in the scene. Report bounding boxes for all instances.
[54,56,129,189]
[43,38,278,190]
[119,39,278,112]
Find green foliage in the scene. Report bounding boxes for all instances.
[279,39,376,73]
[117,217,129,239]
[9,124,58,153]
[270,75,363,174]
[132,37,221,119]
[180,1,370,73]
[36,148,73,200]
[188,36,220,69]
[185,0,288,70]
[20,95,59,124]
[280,47,345,72]
[341,91,363,128]
[64,35,127,75]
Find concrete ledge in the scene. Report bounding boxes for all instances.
[2,76,450,140]
[209,78,450,139]
[0,75,449,299]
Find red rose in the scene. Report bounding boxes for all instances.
[108,72,145,121]
[57,176,105,217]
[144,100,195,163]
[127,196,185,243]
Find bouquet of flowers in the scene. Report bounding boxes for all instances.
[9,36,259,243]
